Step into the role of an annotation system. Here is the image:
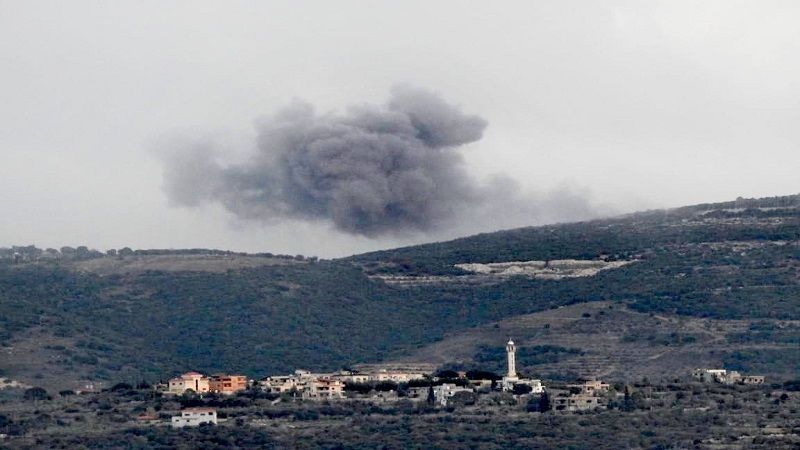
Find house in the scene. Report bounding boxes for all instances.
[168,372,210,394]
[693,368,733,383]
[406,386,432,401]
[692,369,763,385]
[568,380,610,394]
[468,379,494,391]
[259,370,345,399]
[432,383,472,406]
[330,371,370,384]
[209,375,248,394]
[260,369,318,394]
[368,370,426,383]
[302,379,345,399]
[171,408,217,428]
[742,375,765,385]
[259,375,297,394]
[552,392,603,412]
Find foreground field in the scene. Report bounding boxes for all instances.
[1,380,798,449]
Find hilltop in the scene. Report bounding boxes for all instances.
[0,194,798,390]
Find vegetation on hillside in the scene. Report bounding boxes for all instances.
[0,195,798,388]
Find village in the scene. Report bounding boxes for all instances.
[155,339,766,428]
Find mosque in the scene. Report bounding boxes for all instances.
[501,338,544,393]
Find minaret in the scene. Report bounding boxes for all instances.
[506,338,517,378]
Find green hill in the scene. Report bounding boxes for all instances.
[0,194,798,390]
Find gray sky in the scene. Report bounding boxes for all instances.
[1,1,798,257]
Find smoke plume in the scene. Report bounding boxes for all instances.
[161,86,495,236]
[160,85,598,237]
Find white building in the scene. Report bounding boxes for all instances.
[692,368,764,385]
[171,408,217,428]
[692,368,730,383]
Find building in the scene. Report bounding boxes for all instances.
[552,392,603,412]
[692,369,764,385]
[329,370,370,384]
[500,339,544,394]
[406,386,432,401]
[168,372,210,394]
[501,338,519,391]
[369,371,427,383]
[259,370,345,400]
[209,375,248,394]
[259,375,297,394]
[468,379,494,391]
[568,380,610,394]
[742,375,765,385]
[171,408,217,428]
[432,383,472,406]
[692,368,730,383]
[302,379,345,399]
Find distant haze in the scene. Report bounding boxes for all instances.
[1,1,798,256]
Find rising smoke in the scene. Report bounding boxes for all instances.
[159,85,596,237]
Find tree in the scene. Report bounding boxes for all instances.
[538,391,551,412]
[526,392,551,412]
[24,387,50,401]
[374,381,398,392]
[449,391,477,407]
[435,370,460,379]
[111,382,133,391]
[512,384,533,395]
[344,382,372,395]
[465,370,501,381]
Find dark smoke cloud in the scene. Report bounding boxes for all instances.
[161,86,493,236]
[160,85,599,237]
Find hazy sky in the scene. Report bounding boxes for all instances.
[2,1,798,257]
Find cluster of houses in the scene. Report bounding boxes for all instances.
[158,341,768,427]
[163,367,434,400]
[692,368,765,385]
[162,339,617,426]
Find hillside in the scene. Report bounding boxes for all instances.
[0,194,798,390]
[391,301,800,381]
